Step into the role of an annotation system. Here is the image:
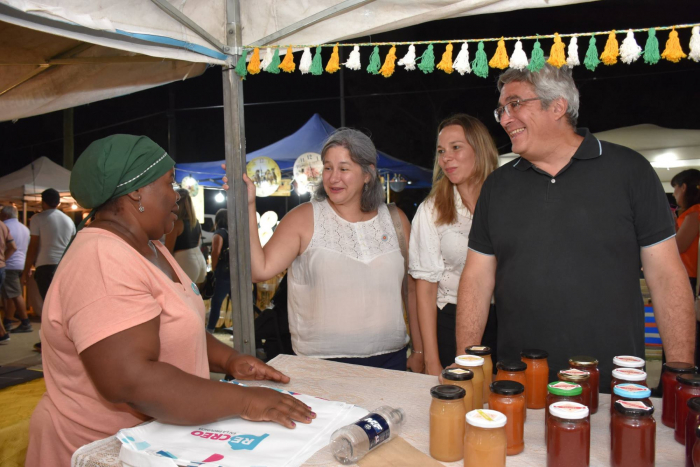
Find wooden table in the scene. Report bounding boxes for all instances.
[72,354,685,466]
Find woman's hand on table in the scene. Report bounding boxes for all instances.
[241,387,316,429]
[424,359,444,377]
[407,351,425,374]
[226,353,291,383]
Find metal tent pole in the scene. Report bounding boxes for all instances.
[222,0,255,356]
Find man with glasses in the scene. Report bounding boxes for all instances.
[455,64,694,390]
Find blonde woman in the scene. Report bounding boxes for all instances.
[409,114,499,376]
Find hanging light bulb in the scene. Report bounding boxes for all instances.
[71,203,78,210]
[215,192,225,203]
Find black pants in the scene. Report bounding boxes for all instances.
[34,265,58,300]
[437,303,498,371]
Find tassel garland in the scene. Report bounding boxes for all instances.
[277,47,294,73]
[437,43,455,73]
[234,49,249,79]
[489,38,509,69]
[661,28,686,62]
[600,31,619,65]
[247,48,261,74]
[567,36,580,67]
[367,46,382,74]
[620,30,642,64]
[527,39,545,72]
[299,47,313,74]
[644,28,660,65]
[452,42,471,75]
[398,44,417,70]
[472,41,489,78]
[690,26,700,62]
[584,36,600,71]
[309,46,323,75]
[379,45,398,77]
[509,40,528,70]
[344,45,362,70]
[417,44,435,73]
[326,44,341,73]
[547,33,567,68]
[260,48,273,70]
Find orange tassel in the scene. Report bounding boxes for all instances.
[379,45,398,77]
[661,28,687,63]
[437,43,455,73]
[488,38,509,69]
[600,31,619,65]
[278,46,296,73]
[547,33,567,68]
[325,44,340,73]
[247,47,261,74]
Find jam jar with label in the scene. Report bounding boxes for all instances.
[677,374,700,445]
[521,349,549,409]
[464,409,507,467]
[466,345,494,405]
[558,369,591,409]
[611,384,652,415]
[610,400,655,467]
[488,380,525,455]
[456,355,485,410]
[441,368,474,413]
[613,355,646,371]
[569,356,599,414]
[545,381,583,443]
[610,368,647,394]
[429,385,466,462]
[547,402,590,467]
[661,362,696,428]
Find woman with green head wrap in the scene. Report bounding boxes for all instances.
[27,135,315,467]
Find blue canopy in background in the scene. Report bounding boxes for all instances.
[175,114,433,189]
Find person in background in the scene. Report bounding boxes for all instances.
[456,64,694,390]
[0,214,16,344]
[243,128,424,372]
[670,169,700,366]
[27,135,313,467]
[1,205,32,334]
[165,188,207,285]
[207,208,230,332]
[409,114,498,375]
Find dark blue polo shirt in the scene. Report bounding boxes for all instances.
[468,129,675,391]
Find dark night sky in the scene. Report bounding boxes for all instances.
[1,0,699,216]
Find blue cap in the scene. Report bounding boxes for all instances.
[613,383,651,399]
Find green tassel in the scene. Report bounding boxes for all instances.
[265,48,281,74]
[584,36,600,71]
[643,28,660,65]
[366,46,381,74]
[234,49,249,79]
[471,41,489,78]
[527,39,546,72]
[417,44,435,73]
[310,46,323,75]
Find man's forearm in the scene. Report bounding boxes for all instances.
[650,277,695,363]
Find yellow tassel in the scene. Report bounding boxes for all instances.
[437,43,454,73]
[661,28,687,63]
[325,44,341,73]
[600,31,619,65]
[379,45,398,77]
[488,38,509,69]
[247,47,261,74]
[278,46,296,73]
[547,33,567,68]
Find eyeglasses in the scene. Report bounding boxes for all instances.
[494,97,542,123]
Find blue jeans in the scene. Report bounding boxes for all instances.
[207,269,230,331]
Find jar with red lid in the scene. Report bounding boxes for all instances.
[545,381,583,444]
[546,402,590,467]
[687,398,700,467]
[610,368,647,394]
[610,400,655,467]
[610,384,652,415]
[676,374,700,445]
[613,355,646,371]
[569,356,599,414]
[521,349,549,409]
[662,362,696,428]
[558,369,591,409]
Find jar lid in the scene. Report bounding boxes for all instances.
[466,409,507,428]
[613,355,645,368]
[568,355,598,367]
[442,368,474,381]
[559,368,590,382]
[613,383,651,399]
[614,400,654,416]
[688,397,700,412]
[430,384,466,400]
[521,348,549,359]
[549,402,589,420]
[465,345,492,356]
[548,381,583,396]
[496,360,527,372]
[663,362,697,374]
[455,355,485,367]
[679,374,700,387]
[612,368,647,381]
[490,380,524,396]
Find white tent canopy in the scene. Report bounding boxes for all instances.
[499,124,700,193]
[0,155,75,206]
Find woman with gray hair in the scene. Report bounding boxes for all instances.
[243,128,424,372]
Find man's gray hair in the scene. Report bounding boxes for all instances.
[0,205,18,219]
[498,64,580,127]
[314,128,384,212]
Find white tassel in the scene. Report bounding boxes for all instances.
[566,36,580,67]
[397,44,417,71]
[452,42,471,75]
[690,26,700,62]
[620,30,642,64]
[509,40,529,70]
[299,47,313,74]
[260,48,273,70]
[343,45,362,70]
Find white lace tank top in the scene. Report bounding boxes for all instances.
[287,199,408,358]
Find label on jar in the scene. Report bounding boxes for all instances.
[449,369,470,375]
[354,413,390,450]
[616,356,644,363]
[471,346,487,350]
[550,382,580,391]
[617,400,652,411]
[549,402,589,419]
[561,369,589,376]
[617,384,648,392]
[615,368,646,376]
